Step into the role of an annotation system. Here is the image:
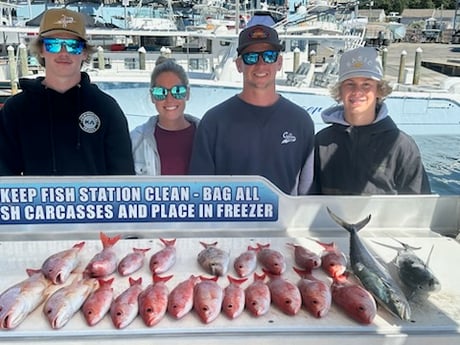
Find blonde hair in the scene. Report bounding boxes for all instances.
[29,36,96,67]
[329,79,393,104]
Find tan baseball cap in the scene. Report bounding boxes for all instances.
[39,8,87,41]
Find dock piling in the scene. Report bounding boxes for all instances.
[18,43,29,77]
[398,50,407,84]
[7,45,18,95]
[138,47,146,70]
[381,47,388,77]
[293,47,300,73]
[413,47,423,85]
[97,46,105,71]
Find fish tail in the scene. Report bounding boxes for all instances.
[253,272,266,281]
[227,275,248,286]
[326,207,371,233]
[133,247,151,254]
[199,241,218,248]
[98,277,115,287]
[128,277,143,286]
[160,238,177,247]
[152,273,174,284]
[100,232,122,248]
[73,241,86,250]
[292,266,313,277]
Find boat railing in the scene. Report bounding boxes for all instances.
[212,41,237,81]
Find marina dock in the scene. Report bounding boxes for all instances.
[378,42,460,90]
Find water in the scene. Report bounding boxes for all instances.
[96,81,460,195]
[413,135,460,195]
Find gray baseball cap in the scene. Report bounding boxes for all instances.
[338,47,383,82]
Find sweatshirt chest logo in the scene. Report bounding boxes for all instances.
[281,131,296,144]
[79,112,101,134]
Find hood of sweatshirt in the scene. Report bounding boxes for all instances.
[321,102,390,126]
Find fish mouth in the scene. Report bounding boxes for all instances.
[316,308,328,318]
[210,264,224,276]
[54,273,64,284]
[51,315,70,329]
[1,313,19,329]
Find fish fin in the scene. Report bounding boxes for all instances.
[152,273,174,283]
[256,243,270,249]
[199,241,218,248]
[73,241,86,250]
[133,247,151,254]
[425,245,435,267]
[391,238,421,251]
[98,278,115,287]
[227,275,248,285]
[26,268,42,277]
[253,272,266,281]
[371,240,400,251]
[326,207,371,233]
[128,277,143,286]
[293,266,313,278]
[159,238,177,247]
[100,232,121,248]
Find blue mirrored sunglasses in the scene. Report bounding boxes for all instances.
[42,38,85,55]
[241,50,279,65]
[150,85,188,101]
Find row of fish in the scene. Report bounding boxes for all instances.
[0,211,441,330]
[0,266,374,330]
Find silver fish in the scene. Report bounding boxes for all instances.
[374,239,441,298]
[43,277,98,329]
[197,241,230,276]
[41,241,85,285]
[0,269,52,329]
[327,207,411,321]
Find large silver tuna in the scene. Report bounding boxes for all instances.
[327,207,411,321]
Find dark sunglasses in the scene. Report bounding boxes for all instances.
[241,50,279,65]
[150,85,188,101]
[42,38,85,55]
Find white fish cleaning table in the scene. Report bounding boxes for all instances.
[0,176,459,345]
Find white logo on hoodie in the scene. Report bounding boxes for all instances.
[79,112,100,133]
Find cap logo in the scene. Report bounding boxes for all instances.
[55,15,76,28]
[347,56,373,69]
[249,27,269,40]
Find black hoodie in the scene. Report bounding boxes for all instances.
[0,72,134,176]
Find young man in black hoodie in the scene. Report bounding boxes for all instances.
[0,8,134,176]
[314,47,431,194]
